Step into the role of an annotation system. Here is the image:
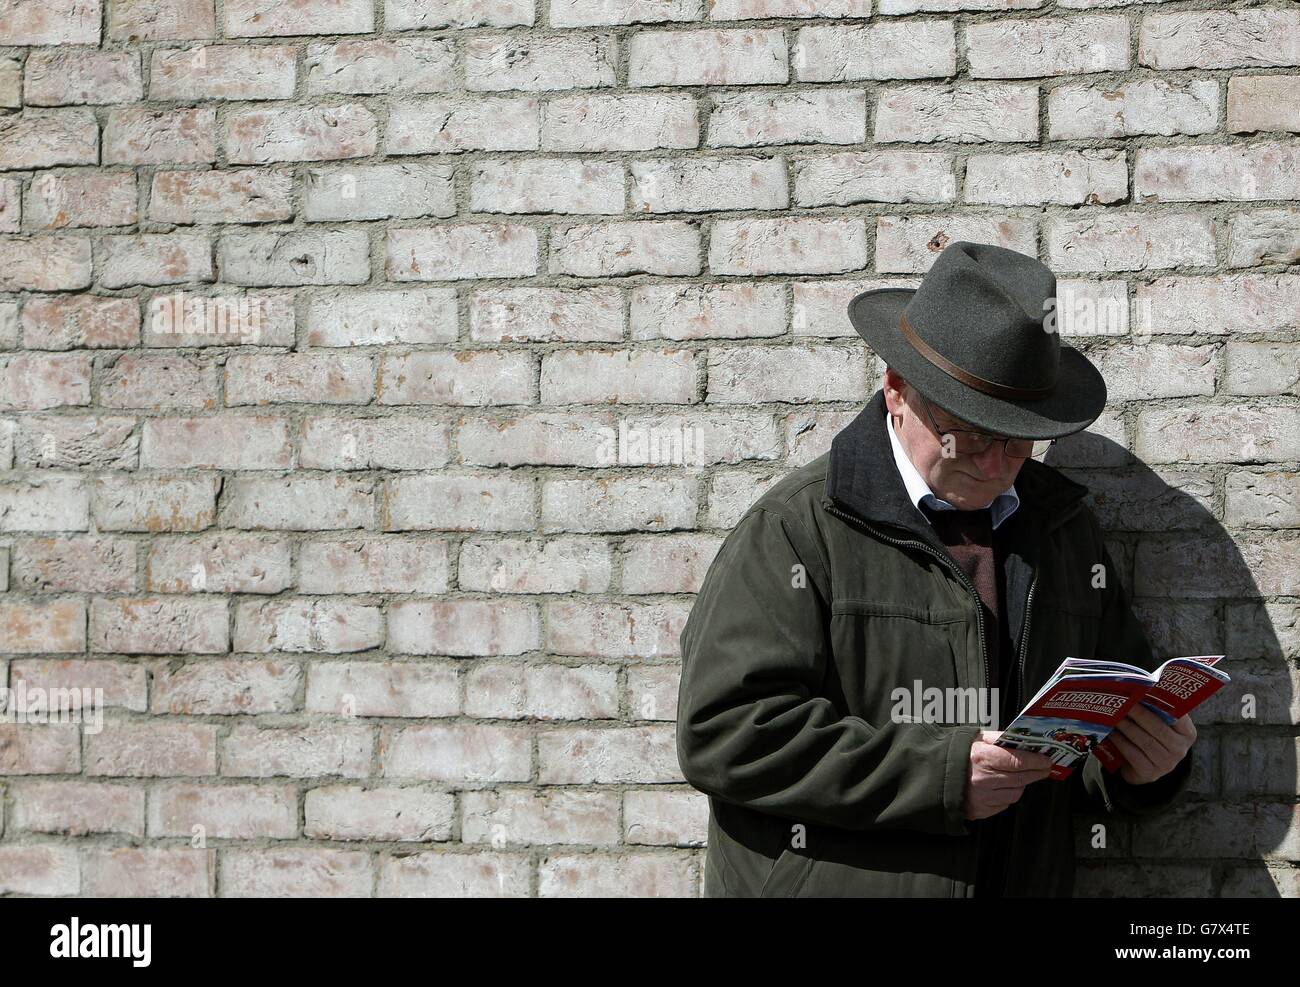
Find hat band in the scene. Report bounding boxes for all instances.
[899,313,1054,400]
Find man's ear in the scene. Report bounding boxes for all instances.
[882,366,906,414]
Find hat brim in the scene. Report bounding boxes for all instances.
[849,287,1107,440]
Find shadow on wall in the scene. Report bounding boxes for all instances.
[1044,431,1295,899]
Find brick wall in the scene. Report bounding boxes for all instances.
[0,0,1297,897]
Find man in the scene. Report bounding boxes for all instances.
[675,241,1197,897]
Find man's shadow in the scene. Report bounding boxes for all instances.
[1045,431,1293,898]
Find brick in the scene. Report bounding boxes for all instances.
[630,283,785,340]
[796,150,954,207]
[540,349,695,404]
[109,0,217,41]
[383,474,535,531]
[1135,145,1300,202]
[634,155,787,213]
[467,33,617,91]
[304,162,455,221]
[546,600,690,658]
[93,474,219,532]
[537,725,680,783]
[227,104,378,164]
[967,16,1129,78]
[306,786,455,842]
[0,56,18,108]
[387,224,539,281]
[628,29,787,87]
[20,293,138,351]
[377,350,534,405]
[708,89,864,147]
[144,291,296,347]
[874,215,1037,271]
[103,107,215,165]
[1136,405,1300,465]
[300,416,452,470]
[0,845,79,895]
[1224,341,1300,397]
[306,660,458,717]
[1134,274,1300,335]
[387,96,540,154]
[1228,76,1300,134]
[0,352,92,409]
[90,597,228,654]
[965,149,1126,206]
[626,664,680,722]
[1225,470,1300,528]
[9,780,145,837]
[14,414,138,469]
[306,288,457,346]
[149,169,294,224]
[386,0,533,30]
[0,599,85,653]
[24,172,138,229]
[707,344,868,403]
[0,110,98,171]
[298,536,450,594]
[100,233,214,288]
[148,784,296,837]
[542,93,699,151]
[225,352,374,405]
[306,38,455,94]
[224,0,375,36]
[462,789,621,846]
[83,848,213,897]
[221,724,372,778]
[473,158,625,214]
[380,723,532,782]
[540,476,698,532]
[0,176,17,231]
[710,217,865,275]
[99,353,220,410]
[220,475,374,530]
[0,473,91,532]
[463,661,619,719]
[11,537,136,592]
[378,852,529,897]
[145,534,292,593]
[0,0,101,45]
[232,598,383,653]
[220,849,371,897]
[794,22,955,81]
[24,50,143,105]
[218,230,371,286]
[150,45,296,101]
[551,0,700,26]
[387,599,541,656]
[624,789,708,846]
[141,416,292,469]
[619,534,723,593]
[1048,80,1218,139]
[86,722,217,776]
[875,84,1038,143]
[152,658,301,714]
[0,724,81,774]
[1140,10,1300,70]
[552,221,700,277]
[538,852,694,897]
[1046,212,1215,272]
[458,536,612,593]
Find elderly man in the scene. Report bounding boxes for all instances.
[675,241,1196,897]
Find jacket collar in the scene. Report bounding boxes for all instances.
[824,388,1090,556]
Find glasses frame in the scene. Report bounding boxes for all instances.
[915,393,1054,460]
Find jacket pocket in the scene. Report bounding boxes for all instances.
[757,849,816,898]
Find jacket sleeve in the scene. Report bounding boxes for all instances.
[1072,534,1194,818]
[675,503,982,836]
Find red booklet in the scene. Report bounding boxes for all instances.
[994,656,1228,780]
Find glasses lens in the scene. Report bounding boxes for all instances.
[1003,438,1054,458]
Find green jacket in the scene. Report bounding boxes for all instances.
[676,388,1193,897]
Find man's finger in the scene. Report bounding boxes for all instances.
[979,744,1054,772]
[1109,729,1157,776]
[1116,710,1176,759]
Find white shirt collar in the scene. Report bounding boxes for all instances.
[885,409,1020,530]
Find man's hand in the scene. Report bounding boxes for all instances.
[1111,706,1196,785]
[964,730,1054,821]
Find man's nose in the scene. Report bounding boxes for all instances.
[970,442,1013,475]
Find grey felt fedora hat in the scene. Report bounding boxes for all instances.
[848,240,1107,440]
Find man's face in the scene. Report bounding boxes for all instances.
[883,369,1028,510]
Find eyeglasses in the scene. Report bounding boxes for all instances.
[916,393,1054,459]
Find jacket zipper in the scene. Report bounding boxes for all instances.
[1012,575,1037,725]
[825,502,990,700]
